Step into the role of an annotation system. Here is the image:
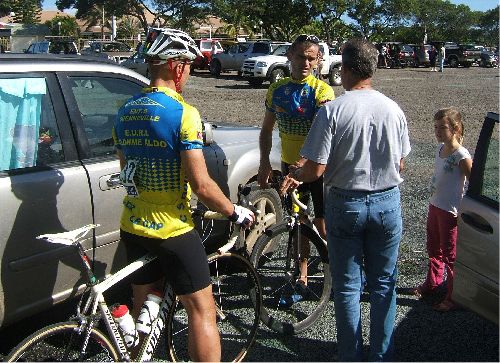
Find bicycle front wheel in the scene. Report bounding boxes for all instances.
[6,321,120,362]
[250,221,331,334]
[166,252,262,362]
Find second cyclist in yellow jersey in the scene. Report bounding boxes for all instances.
[258,34,334,240]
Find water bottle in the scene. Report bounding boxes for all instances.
[136,290,163,335]
[111,304,138,348]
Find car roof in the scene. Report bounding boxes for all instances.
[0,53,114,64]
[0,54,149,82]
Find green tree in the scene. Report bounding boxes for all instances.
[476,6,499,46]
[346,0,381,38]
[45,14,79,36]
[116,15,142,39]
[10,0,42,24]
[309,0,350,44]
[0,0,14,17]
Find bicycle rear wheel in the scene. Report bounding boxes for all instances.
[6,321,119,362]
[250,221,331,334]
[166,252,262,362]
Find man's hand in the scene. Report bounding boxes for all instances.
[257,161,272,188]
[229,204,255,229]
[279,172,302,196]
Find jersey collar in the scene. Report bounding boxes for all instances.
[142,86,184,102]
[290,74,314,84]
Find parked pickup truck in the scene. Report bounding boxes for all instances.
[444,43,483,67]
[210,41,286,76]
[241,42,342,86]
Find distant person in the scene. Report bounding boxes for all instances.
[280,37,411,361]
[439,44,445,72]
[381,43,388,68]
[411,107,472,312]
[0,44,5,53]
[428,45,437,71]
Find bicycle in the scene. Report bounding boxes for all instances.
[249,186,331,334]
[6,185,262,362]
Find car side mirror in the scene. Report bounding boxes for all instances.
[203,122,214,145]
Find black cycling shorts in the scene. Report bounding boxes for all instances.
[282,161,324,218]
[121,229,211,296]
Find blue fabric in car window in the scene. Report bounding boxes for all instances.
[0,78,46,171]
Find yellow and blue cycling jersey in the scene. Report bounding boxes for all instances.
[265,74,334,164]
[112,87,203,239]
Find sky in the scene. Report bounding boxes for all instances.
[42,0,499,12]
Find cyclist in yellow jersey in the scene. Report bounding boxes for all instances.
[258,34,334,237]
[113,28,254,361]
[258,34,334,297]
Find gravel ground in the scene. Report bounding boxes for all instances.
[183,66,499,362]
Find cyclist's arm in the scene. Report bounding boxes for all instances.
[258,110,276,187]
[181,148,235,218]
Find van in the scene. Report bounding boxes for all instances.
[25,40,79,55]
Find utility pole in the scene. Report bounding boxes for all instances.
[101,6,105,40]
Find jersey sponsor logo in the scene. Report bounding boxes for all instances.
[125,96,165,108]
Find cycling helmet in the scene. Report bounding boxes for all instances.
[142,28,202,62]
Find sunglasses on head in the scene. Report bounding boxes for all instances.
[294,34,320,44]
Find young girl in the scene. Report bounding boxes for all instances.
[412,107,473,312]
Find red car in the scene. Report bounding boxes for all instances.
[193,39,223,70]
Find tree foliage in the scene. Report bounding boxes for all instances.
[45,14,79,36]
[51,0,498,46]
[8,0,42,24]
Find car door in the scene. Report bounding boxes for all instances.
[453,112,499,324]
[233,43,251,69]
[0,73,92,327]
[224,44,239,70]
[58,73,148,276]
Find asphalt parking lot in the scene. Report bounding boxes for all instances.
[0,65,498,361]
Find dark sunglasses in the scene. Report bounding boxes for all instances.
[294,34,320,44]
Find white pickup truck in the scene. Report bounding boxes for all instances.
[241,42,342,86]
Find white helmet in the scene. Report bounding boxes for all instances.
[142,28,202,62]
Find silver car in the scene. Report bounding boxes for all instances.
[121,51,148,78]
[453,112,499,324]
[0,53,282,328]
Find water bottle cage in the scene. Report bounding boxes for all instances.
[137,304,155,330]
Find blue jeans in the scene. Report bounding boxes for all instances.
[325,186,402,362]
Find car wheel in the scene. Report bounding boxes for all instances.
[329,66,342,86]
[449,56,459,68]
[210,60,221,76]
[248,78,264,86]
[245,184,283,254]
[270,68,286,84]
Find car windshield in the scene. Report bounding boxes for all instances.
[102,43,130,52]
[272,45,289,56]
[401,45,413,52]
[252,42,271,54]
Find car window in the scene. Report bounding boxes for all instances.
[481,122,499,203]
[272,45,289,56]
[69,76,143,157]
[252,42,270,54]
[238,43,250,53]
[26,44,35,53]
[228,45,238,54]
[0,77,63,171]
[39,43,49,53]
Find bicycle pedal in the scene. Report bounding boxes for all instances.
[278,293,304,307]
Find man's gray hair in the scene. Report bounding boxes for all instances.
[342,38,379,79]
